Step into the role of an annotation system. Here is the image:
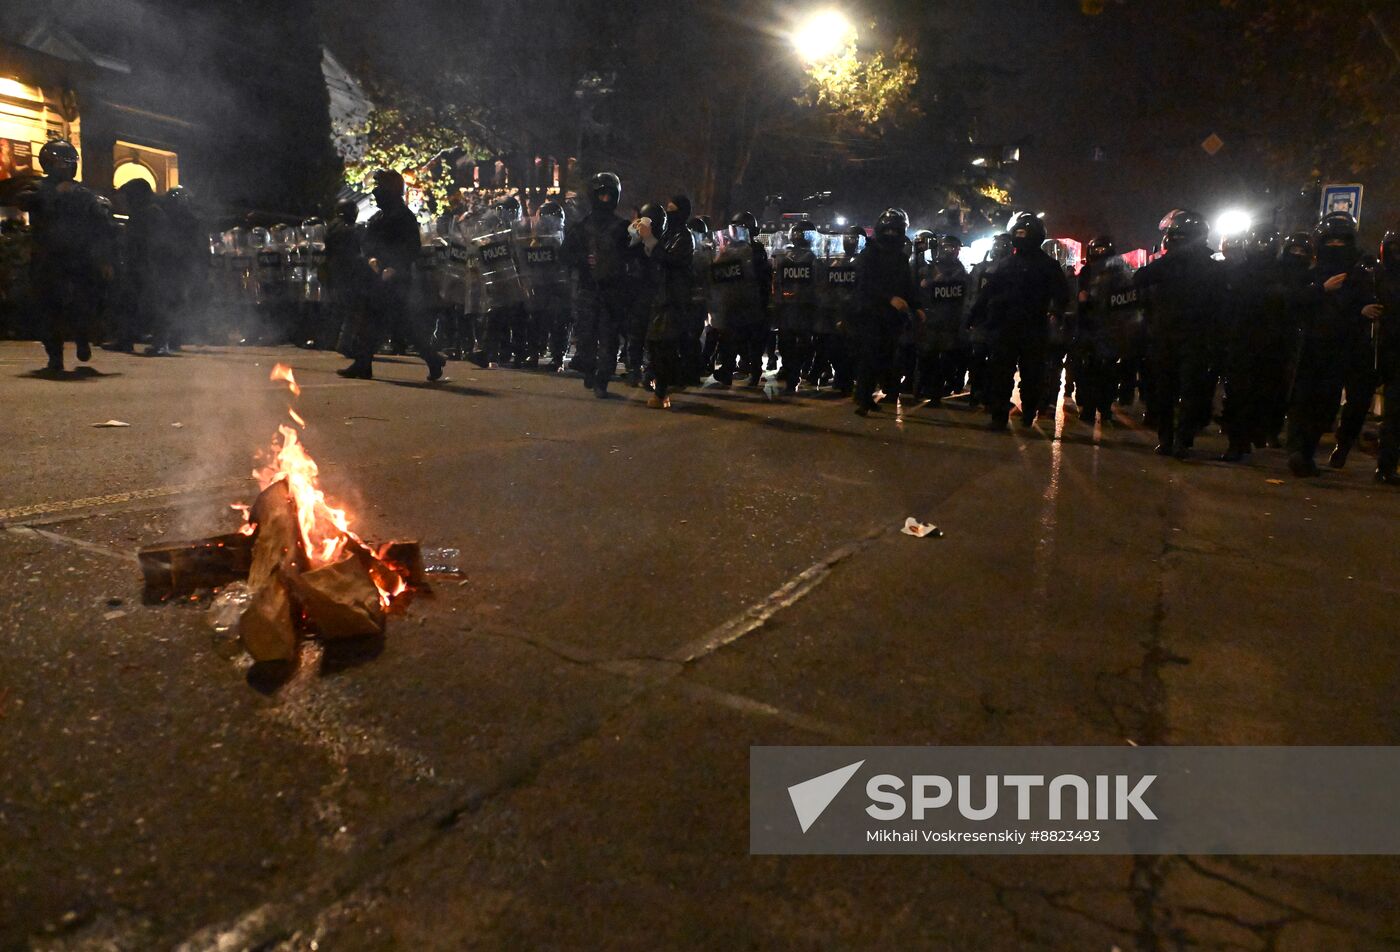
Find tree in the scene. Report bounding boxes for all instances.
[342,78,492,213]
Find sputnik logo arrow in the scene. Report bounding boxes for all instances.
[787,760,864,833]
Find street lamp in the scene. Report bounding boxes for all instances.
[792,9,856,63]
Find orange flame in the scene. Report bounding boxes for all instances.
[245,364,403,607]
[270,363,301,396]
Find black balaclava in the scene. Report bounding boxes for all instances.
[1316,238,1358,275]
[666,194,691,236]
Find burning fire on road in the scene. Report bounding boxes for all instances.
[138,364,427,664]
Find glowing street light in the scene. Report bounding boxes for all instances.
[1215,208,1252,238]
[792,9,856,63]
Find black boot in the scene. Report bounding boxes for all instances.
[1288,451,1320,478]
[1328,441,1352,469]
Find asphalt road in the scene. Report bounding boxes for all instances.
[1,341,1398,951]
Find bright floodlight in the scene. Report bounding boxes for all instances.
[1216,208,1251,238]
[793,9,856,62]
[834,214,848,226]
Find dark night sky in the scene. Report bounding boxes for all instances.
[318,0,1284,249]
[923,0,1262,249]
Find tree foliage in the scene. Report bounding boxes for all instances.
[799,39,920,136]
[342,79,490,213]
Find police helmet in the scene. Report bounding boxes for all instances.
[1007,212,1047,247]
[1245,225,1281,261]
[1314,211,1358,245]
[874,207,909,245]
[1086,235,1115,261]
[788,218,818,247]
[38,138,79,176]
[590,172,621,207]
[1280,231,1314,262]
[1382,231,1400,270]
[638,201,667,236]
[1158,208,1209,248]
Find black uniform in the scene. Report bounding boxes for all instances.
[1287,255,1373,470]
[563,205,636,394]
[773,242,818,393]
[1373,262,1400,481]
[967,247,1072,427]
[325,212,366,355]
[852,238,916,413]
[814,246,859,393]
[22,177,110,368]
[1219,257,1304,456]
[914,259,972,400]
[643,222,694,401]
[1133,245,1226,452]
[1075,256,1141,423]
[347,201,443,376]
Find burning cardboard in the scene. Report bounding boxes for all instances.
[139,364,428,664]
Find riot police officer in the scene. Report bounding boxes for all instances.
[1133,209,1226,457]
[772,218,819,394]
[963,232,1011,409]
[1074,235,1139,425]
[852,208,919,416]
[1217,226,1301,461]
[1327,213,1387,471]
[967,214,1071,429]
[325,199,365,356]
[521,200,571,371]
[706,213,766,388]
[474,194,531,367]
[914,234,972,402]
[1372,231,1400,485]
[118,178,175,355]
[813,224,863,394]
[686,215,715,386]
[338,169,445,381]
[636,201,693,407]
[734,211,772,386]
[18,139,111,372]
[1285,213,1373,476]
[563,171,636,397]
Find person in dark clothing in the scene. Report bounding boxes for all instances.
[163,187,205,346]
[963,232,1011,409]
[1133,209,1226,457]
[1284,212,1375,476]
[118,179,177,355]
[1074,235,1140,426]
[17,139,111,371]
[563,171,637,397]
[813,224,863,394]
[913,233,972,402]
[706,213,766,387]
[772,218,820,395]
[325,199,366,357]
[1217,227,1304,461]
[337,169,444,381]
[967,213,1071,430]
[636,201,693,407]
[1372,231,1400,485]
[728,210,771,387]
[1326,215,1387,471]
[852,207,919,416]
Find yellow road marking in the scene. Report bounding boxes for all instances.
[0,478,243,523]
